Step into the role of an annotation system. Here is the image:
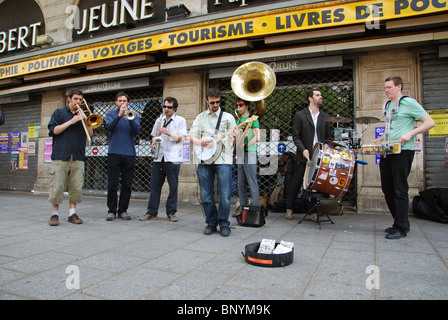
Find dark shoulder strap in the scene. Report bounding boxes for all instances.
[214,108,224,135]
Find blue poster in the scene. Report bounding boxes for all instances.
[0,133,8,154]
[375,127,385,165]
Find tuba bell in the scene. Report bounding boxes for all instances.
[231,61,276,117]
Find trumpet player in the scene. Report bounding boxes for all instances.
[139,97,187,223]
[48,89,92,226]
[105,92,141,221]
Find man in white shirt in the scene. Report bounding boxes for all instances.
[139,97,187,222]
[189,88,236,236]
[286,89,332,220]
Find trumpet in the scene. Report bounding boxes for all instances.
[76,98,103,146]
[125,109,136,120]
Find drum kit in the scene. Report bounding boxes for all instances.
[303,114,401,200]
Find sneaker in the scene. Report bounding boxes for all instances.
[138,214,157,221]
[68,213,83,224]
[168,214,178,222]
[49,215,59,226]
[204,225,217,235]
[220,226,231,237]
[118,212,131,220]
[106,213,115,221]
[285,209,293,220]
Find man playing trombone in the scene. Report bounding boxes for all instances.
[48,89,92,226]
[105,92,141,221]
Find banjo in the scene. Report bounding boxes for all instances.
[195,115,258,165]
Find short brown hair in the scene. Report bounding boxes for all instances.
[385,76,404,91]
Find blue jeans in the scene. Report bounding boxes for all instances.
[197,164,232,228]
[107,154,135,214]
[146,158,181,216]
[237,151,259,207]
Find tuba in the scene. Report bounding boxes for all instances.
[231,61,276,117]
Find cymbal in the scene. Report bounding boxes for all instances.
[325,115,351,123]
[354,116,381,124]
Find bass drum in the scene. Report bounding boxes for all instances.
[303,142,355,199]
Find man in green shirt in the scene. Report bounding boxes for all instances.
[375,76,435,239]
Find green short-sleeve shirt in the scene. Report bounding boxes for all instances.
[237,116,259,152]
[385,97,428,151]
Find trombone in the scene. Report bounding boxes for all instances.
[76,98,103,146]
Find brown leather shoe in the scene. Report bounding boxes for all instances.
[49,215,59,226]
[68,213,83,224]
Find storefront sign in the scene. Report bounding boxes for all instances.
[68,0,155,35]
[67,77,149,94]
[0,22,41,53]
[1,0,447,79]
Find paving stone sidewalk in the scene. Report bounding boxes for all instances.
[1,191,448,300]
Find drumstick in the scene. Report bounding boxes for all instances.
[303,154,311,190]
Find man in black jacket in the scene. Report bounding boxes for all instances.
[285,89,332,220]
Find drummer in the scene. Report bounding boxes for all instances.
[285,89,333,220]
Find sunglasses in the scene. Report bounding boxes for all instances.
[235,103,246,107]
[208,100,220,105]
[163,105,175,109]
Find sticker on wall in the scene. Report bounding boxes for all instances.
[329,177,338,185]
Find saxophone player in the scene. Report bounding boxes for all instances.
[139,97,187,222]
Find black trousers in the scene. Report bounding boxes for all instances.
[379,150,415,234]
[286,161,307,210]
[107,154,136,214]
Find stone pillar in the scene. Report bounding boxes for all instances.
[162,71,205,202]
[34,90,67,194]
[355,49,423,213]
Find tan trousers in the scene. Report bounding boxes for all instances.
[48,159,85,205]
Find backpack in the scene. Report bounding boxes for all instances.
[412,188,448,223]
[235,205,266,227]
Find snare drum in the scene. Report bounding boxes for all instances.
[357,144,384,155]
[303,142,355,199]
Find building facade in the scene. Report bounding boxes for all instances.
[0,0,447,212]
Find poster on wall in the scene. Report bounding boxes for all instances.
[18,147,28,169]
[429,110,448,137]
[0,133,8,154]
[28,140,35,155]
[21,132,29,147]
[10,132,20,153]
[44,139,52,162]
[10,153,18,172]
[28,123,40,140]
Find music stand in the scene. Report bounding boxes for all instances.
[298,191,335,230]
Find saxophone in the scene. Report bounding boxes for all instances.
[152,113,163,159]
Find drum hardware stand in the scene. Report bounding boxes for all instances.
[298,192,335,230]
